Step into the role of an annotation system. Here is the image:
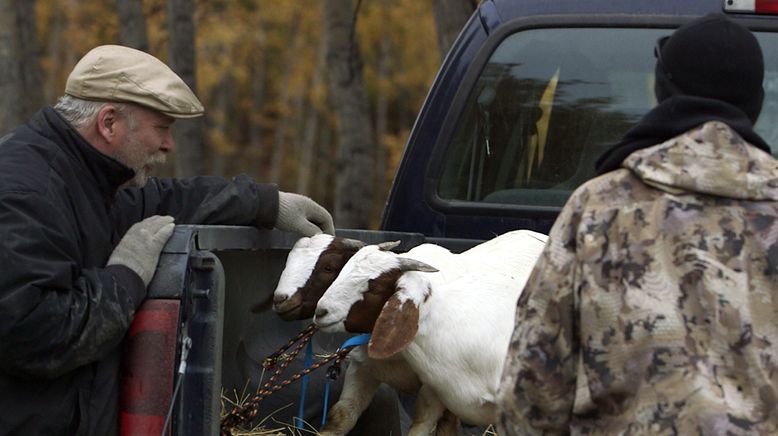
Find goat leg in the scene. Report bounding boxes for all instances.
[434,409,460,436]
[319,362,381,436]
[408,384,446,436]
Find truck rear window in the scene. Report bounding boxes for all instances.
[437,27,778,208]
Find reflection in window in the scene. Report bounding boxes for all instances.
[437,28,778,207]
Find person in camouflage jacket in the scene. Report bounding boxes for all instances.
[497,13,778,435]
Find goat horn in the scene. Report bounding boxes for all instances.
[397,258,438,273]
[339,237,366,250]
[377,240,401,251]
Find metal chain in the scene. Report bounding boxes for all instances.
[262,323,318,369]
[220,348,353,434]
[220,325,360,435]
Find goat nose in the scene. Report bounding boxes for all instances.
[315,308,328,319]
[273,294,287,305]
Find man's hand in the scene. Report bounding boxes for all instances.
[275,192,335,236]
[107,215,175,286]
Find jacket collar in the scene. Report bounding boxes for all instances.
[30,107,136,201]
[623,121,778,201]
[596,95,769,175]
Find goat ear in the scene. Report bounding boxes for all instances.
[368,295,419,359]
[377,240,401,251]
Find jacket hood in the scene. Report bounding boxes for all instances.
[623,121,778,200]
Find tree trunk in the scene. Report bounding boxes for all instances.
[373,34,391,226]
[246,44,266,169]
[432,0,476,61]
[0,0,44,134]
[43,1,68,104]
[296,38,327,196]
[167,0,205,177]
[314,119,335,209]
[0,0,23,135]
[323,0,374,229]
[209,74,230,177]
[17,0,43,118]
[116,0,149,52]
[268,15,303,185]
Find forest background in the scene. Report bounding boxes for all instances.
[0,0,478,229]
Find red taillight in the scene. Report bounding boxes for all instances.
[726,0,778,14]
[757,0,778,13]
[120,299,181,436]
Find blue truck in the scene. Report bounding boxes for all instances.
[123,1,778,434]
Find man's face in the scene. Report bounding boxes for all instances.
[113,106,175,187]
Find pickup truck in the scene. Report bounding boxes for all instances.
[122,0,778,434]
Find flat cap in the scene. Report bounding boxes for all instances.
[65,45,204,118]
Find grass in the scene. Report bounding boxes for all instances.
[220,361,501,436]
[220,366,322,435]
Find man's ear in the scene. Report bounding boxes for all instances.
[95,104,121,143]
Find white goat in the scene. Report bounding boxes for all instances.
[272,234,366,320]
[314,230,547,433]
[272,236,460,435]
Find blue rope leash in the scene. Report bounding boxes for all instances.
[321,378,332,428]
[321,334,371,428]
[294,339,314,429]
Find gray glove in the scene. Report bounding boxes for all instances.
[107,215,176,286]
[276,192,335,236]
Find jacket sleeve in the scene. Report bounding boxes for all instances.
[496,191,583,435]
[112,174,279,232]
[0,191,144,380]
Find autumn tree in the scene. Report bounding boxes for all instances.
[167,0,205,177]
[24,0,440,229]
[296,36,328,196]
[268,12,304,184]
[0,0,44,134]
[116,0,149,51]
[433,0,476,60]
[323,0,375,229]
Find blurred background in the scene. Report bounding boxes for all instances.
[0,0,478,229]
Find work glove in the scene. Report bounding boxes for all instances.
[275,192,335,236]
[107,215,176,286]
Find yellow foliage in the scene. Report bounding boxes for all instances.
[31,0,443,208]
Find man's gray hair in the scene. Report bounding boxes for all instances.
[53,95,136,130]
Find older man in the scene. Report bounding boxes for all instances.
[0,45,333,435]
[498,13,778,435]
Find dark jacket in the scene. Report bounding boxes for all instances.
[0,107,278,435]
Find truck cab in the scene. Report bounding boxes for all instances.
[382,0,778,242]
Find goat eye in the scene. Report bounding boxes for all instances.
[323,266,334,273]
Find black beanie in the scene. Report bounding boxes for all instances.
[654,13,765,123]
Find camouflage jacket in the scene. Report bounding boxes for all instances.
[497,121,778,435]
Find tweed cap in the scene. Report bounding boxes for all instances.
[65,45,204,118]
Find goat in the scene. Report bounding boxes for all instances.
[272,235,460,435]
[272,234,367,320]
[314,230,547,432]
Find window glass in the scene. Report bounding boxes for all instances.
[438,28,778,207]
[756,32,778,147]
